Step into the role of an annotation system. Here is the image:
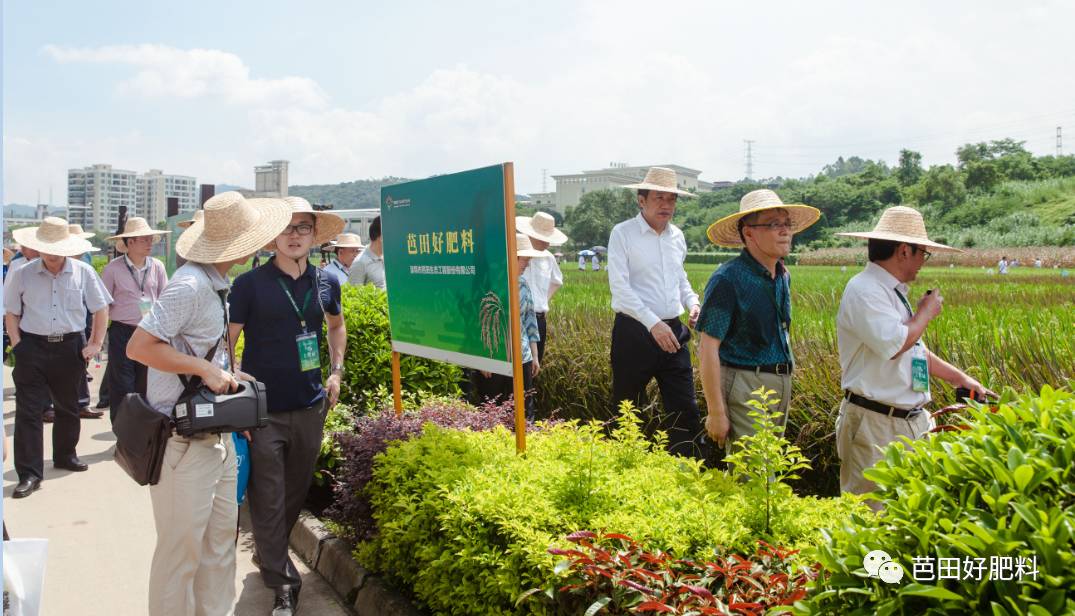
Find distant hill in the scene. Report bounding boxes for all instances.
[289,177,411,210]
[4,204,68,218]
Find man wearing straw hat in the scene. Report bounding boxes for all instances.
[348,215,386,289]
[227,196,348,614]
[517,212,568,363]
[834,206,994,504]
[4,218,112,498]
[607,167,703,458]
[101,217,170,422]
[696,190,820,452]
[322,232,364,287]
[126,192,292,615]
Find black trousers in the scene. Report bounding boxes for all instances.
[610,313,703,459]
[106,322,147,422]
[12,333,86,481]
[536,312,548,363]
[470,362,535,420]
[248,401,327,589]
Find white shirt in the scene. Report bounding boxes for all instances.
[607,213,699,330]
[837,262,930,409]
[998,259,1009,274]
[523,256,563,313]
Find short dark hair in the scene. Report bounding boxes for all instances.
[369,215,382,242]
[637,189,650,200]
[737,211,761,244]
[868,239,924,262]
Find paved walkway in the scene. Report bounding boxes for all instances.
[2,363,351,615]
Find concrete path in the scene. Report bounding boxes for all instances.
[2,362,351,615]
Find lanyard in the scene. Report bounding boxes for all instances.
[893,287,913,317]
[125,259,148,294]
[277,277,313,332]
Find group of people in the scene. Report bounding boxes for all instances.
[3,165,1000,612]
[601,167,992,509]
[3,194,386,615]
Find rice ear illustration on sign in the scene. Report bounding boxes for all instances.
[479,291,506,358]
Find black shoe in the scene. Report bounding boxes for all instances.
[271,585,297,616]
[54,457,89,472]
[95,398,110,409]
[43,408,56,423]
[13,477,42,498]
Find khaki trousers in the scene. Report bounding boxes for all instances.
[148,434,238,616]
[720,366,792,455]
[835,399,934,504]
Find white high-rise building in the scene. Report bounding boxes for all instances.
[137,170,197,226]
[68,165,197,232]
[67,164,138,232]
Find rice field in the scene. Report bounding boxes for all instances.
[538,262,1075,495]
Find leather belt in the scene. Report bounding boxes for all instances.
[20,330,82,343]
[721,361,794,376]
[844,391,922,419]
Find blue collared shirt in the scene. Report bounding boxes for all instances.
[696,249,793,366]
[322,259,349,287]
[229,257,342,413]
[3,257,111,336]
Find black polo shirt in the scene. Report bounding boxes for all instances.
[229,258,342,412]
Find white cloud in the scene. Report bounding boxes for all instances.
[43,44,328,109]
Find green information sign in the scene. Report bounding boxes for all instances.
[382,164,515,376]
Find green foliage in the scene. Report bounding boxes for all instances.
[313,403,356,487]
[800,387,1075,615]
[725,387,812,537]
[358,403,865,615]
[562,188,638,250]
[290,177,410,209]
[327,284,462,410]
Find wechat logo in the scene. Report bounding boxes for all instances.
[864,550,904,584]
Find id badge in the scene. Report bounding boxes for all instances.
[296,332,320,372]
[911,343,930,393]
[138,296,153,317]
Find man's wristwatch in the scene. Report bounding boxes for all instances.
[330,363,345,376]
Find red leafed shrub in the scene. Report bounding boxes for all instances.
[521,531,818,615]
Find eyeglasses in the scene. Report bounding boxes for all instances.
[911,246,932,261]
[280,224,314,236]
[746,221,794,232]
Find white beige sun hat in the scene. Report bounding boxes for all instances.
[622,167,697,198]
[836,205,960,252]
[516,233,553,258]
[12,218,95,257]
[176,192,293,264]
[177,209,203,229]
[706,189,821,248]
[329,233,364,250]
[516,212,568,246]
[67,223,95,239]
[264,197,346,250]
[107,216,171,253]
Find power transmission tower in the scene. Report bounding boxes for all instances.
[744,140,755,180]
[542,168,548,193]
[1058,126,1063,156]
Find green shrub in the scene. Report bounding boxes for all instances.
[358,403,865,615]
[325,284,462,410]
[800,387,1075,615]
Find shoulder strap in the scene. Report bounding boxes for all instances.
[176,289,231,396]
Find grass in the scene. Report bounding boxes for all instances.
[537,263,1075,495]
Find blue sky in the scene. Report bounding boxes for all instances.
[4,0,1074,205]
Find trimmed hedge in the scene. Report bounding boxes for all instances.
[357,405,865,615]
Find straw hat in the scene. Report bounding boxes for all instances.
[176,192,292,264]
[836,205,960,252]
[67,224,95,239]
[330,233,364,250]
[516,212,568,246]
[265,197,345,249]
[622,167,697,198]
[12,217,95,257]
[516,233,553,258]
[107,216,171,253]
[3,247,13,264]
[706,189,821,247]
[177,210,203,228]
